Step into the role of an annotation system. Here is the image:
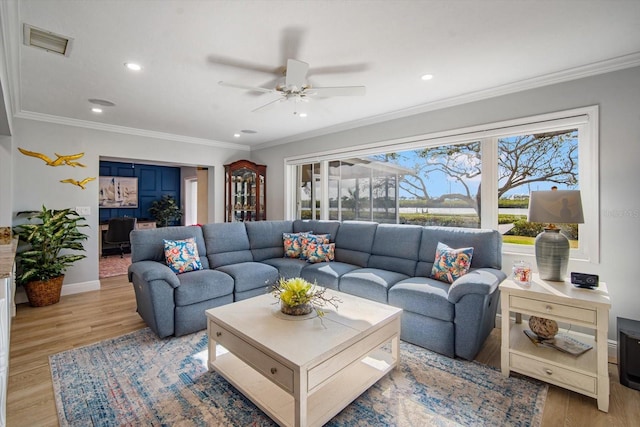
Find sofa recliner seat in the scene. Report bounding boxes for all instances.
[339,224,422,304]
[128,225,235,338]
[300,221,375,290]
[202,223,279,301]
[128,219,506,360]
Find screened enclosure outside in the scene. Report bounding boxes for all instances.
[298,159,408,223]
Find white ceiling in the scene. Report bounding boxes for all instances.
[4,0,640,149]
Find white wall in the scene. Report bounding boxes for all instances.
[10,118,247,293]
[0,135,12,225]
[252,66,640,340]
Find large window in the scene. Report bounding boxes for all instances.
[497,129,580,248]
[285,106,598,262]
[373,141,482,228]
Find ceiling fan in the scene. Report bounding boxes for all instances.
[218,59,366,113]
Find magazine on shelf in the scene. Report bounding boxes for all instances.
[523,329,593,356]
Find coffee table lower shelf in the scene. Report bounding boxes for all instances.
[210,346,395,427]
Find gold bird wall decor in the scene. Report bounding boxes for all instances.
[18,147,86,167]
[60,177,96,190]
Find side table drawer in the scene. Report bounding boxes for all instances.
[510,353,596,395]
[510,296,596,325]
[210,321,294,393]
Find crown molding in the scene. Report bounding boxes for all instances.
[253,52,640,151]
[0,0,22,135]
[15,110,250,151]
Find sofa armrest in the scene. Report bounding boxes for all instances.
[447,268,507,304]
[128,260,180,289]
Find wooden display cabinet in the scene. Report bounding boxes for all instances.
[224,160,266,222]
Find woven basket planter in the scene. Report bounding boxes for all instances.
[24,275,64,307]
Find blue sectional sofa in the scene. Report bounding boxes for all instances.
[128,220,506,360]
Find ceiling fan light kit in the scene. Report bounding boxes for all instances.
[219,58,365,113]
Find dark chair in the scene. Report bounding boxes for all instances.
[103,217,137,257]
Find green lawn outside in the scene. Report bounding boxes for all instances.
[502,235,579,249]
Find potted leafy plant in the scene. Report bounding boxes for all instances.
[271,277,341,317]
[14,206,88,307]
[149,195,183,227]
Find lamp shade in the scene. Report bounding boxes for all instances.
[528,190,583,281]
[528,190,584,224]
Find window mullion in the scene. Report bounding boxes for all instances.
[320,161,329,220]
[481,137,498,230]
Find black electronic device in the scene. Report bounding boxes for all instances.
[570,272,599,288]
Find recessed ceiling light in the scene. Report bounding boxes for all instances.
[233,133,241,138]
[421,74,434,81]
[299,113,308,118]
[91,107,103,113]
[124,62,142,71]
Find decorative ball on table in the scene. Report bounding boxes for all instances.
[529,316,559,339]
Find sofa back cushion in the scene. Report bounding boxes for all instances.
[415,226,502,277]
[201,223,254,268]
[368,224,422,276]
[130,225,209,269]
[245,221,294,261]
[333,221,377,267]
[292,220,340,242]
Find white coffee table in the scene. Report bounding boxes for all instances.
[206,288,402,427]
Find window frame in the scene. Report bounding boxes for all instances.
[284,106,599,263]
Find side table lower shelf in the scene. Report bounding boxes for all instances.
[507,323,599,398]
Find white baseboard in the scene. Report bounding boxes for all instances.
[495,313,618,364]
[15,279,101,305]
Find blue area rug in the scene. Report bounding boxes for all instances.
[50,328,546,426]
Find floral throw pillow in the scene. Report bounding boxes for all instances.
[306,243,335,263]
[300,234,331,260]
[283,232,313,258]
[164,237,203,274]
[430,242,474,284]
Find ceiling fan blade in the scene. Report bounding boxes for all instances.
[307,63,370,77]
[207,55,280,75]
[307,86,366,97]
[281,27,305,65]
[218,81,274,94]
[285,59,309,90]
[251,97,284,113]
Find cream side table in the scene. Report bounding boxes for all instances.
[500,274,611,412]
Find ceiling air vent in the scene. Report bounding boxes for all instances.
[23,24,73,57]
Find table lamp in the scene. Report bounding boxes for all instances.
[528,189,584,281]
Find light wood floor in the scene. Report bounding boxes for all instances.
[7,275,640,426]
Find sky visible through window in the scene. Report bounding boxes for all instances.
[372,129,578,202]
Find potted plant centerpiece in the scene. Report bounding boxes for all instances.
[272,277,341,317]
[14,206,88,307]
[149,195,183,227]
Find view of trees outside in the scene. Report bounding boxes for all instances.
[297,128,579,247]
[496,129,579,246]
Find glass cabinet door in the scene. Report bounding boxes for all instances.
[225,160,267,222]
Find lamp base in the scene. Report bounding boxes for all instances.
[535,228,569,281]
